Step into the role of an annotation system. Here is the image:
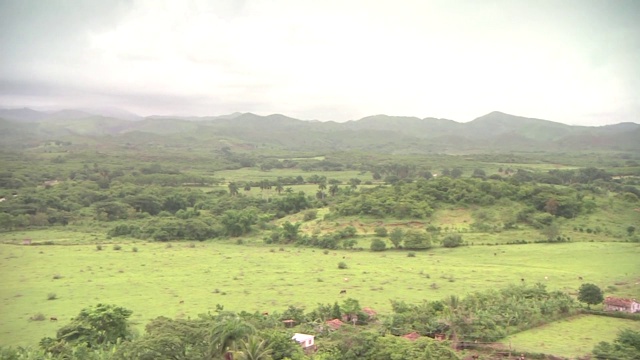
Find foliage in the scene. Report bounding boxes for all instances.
[578,283,604,308]
[592,329,640,359]
[441,234,463,248]
[370,238,387,252]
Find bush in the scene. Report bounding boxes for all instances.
[407,252,416,257]
[96,244,103,251]
[303,210,318,221]
[113,245,122,251]
[132,247,138,252]
[442,234,464,248]
[370,238,387,252]
[47,293,57,300]
[52,274,63,280]
[338,261,348,269]
[374,227,388,237]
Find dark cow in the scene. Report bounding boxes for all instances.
[50,317,58,321]
[340,290,347,295]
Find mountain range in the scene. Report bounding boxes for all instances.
[0,108,638,153]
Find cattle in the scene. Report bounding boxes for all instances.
[340,290,347,295]
[50,317,58,321]
[262,312,269,316]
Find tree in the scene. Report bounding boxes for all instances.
[403,230,432,250]
[592,329,640,359]
[370,238,387,252]
[628,226,636,237]
[54,304,133,347]
[540,222,561,242]
[329,184,340,196]
[578,283,604,308]
[235,336,272,360]
[389,228,403,248]
[374,227,388,237]
[450,168,463,178]
[281,221,301,242]
[209,316,256,360]
[228,182,239,197]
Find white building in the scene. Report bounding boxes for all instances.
[291,333,315,349]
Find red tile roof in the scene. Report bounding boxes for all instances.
[604,297,634,308]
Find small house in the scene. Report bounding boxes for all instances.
[292,333,316,352]
[603,297,640,313]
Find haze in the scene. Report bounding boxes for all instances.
[1,0,639,125]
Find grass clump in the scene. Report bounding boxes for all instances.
[113,245,122,251]
[338,261,348,269]
[29,313,46,321]
[47,293,57,300]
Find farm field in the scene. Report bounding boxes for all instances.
[1,239,638,347]
[503,315,640,358]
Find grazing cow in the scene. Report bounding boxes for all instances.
[262,312,269,316]
[544,276,548,280]
[340,290,347,295]
[344,278,349,282]
[50,317,58,321]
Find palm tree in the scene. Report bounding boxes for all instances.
[209,317,256,360]
[275,183,284,195]
[329,184,339,197]
[235,336,272,360]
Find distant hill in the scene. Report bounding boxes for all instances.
[0,108,638,153]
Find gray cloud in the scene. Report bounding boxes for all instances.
[1,0,639,124]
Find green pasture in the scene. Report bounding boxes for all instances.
[503,315,640,358]
[0,239,638,347]
[214,168,371,183]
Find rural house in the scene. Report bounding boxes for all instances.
[603,297,640,313]
[292,333,316,353]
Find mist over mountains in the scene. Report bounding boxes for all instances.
[1,108,638,153]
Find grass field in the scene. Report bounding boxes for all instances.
[214,168,371,183]
[1,239,638,347]
[503,315,640,358]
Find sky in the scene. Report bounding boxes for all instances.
[1,0,639,125]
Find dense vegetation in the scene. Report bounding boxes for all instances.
[1,111,639,359]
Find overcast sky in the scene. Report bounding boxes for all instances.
[1,0,639,125]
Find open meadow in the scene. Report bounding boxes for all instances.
[502,315,640,358]
[1,237,638,347]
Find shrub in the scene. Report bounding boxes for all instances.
[442,234,464,248]
[47,293,57,300]
[370,238,387,252]
[132,247,138,252]
[338,261,348,269]
[374,227,388,237]
[52,274,63,280]
[323,250,329,255]
[96,244,103,251]
[188,243,196,248]
[407,252,416,257]
[113,245,122,251]
[303,210,318,221]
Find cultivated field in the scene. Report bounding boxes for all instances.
[1,238,638,347]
